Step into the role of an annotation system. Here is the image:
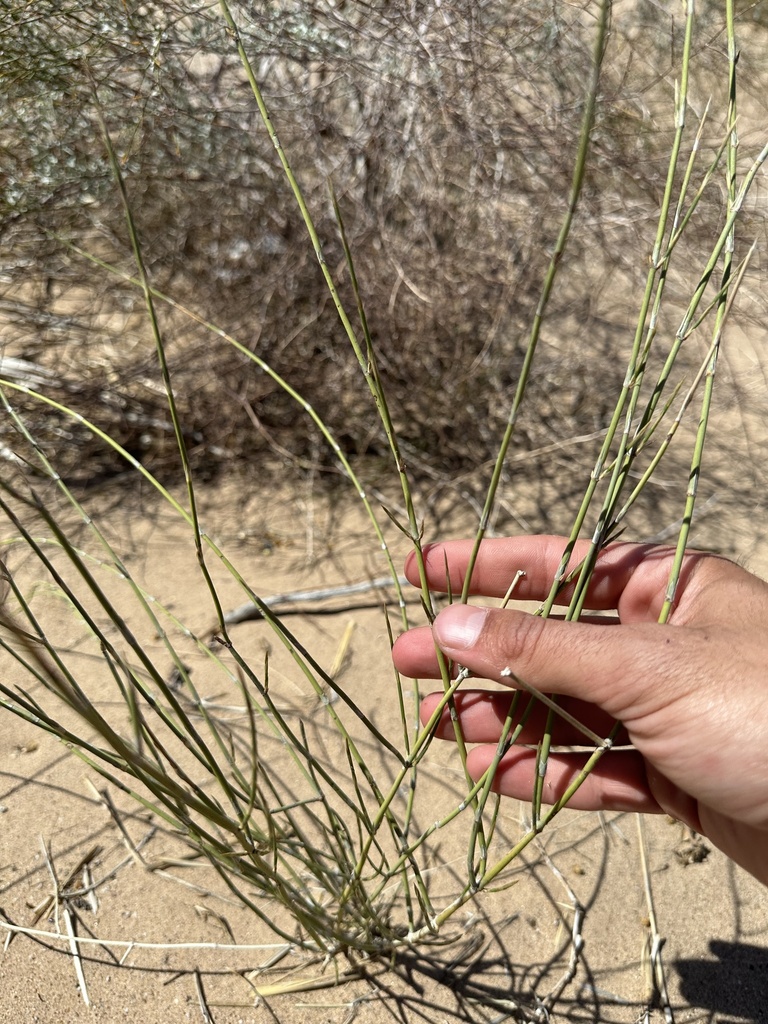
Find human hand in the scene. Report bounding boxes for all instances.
[391,535,768,885]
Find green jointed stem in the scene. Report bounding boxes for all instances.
[529,3,697,820]
[91,88,233,655]
[460,0,611,606]
[99,37,436,909]
[0,378,406,756]
[217,1,480,838]
[216,0,431,612]
[0,383,265,808]
[61,235,434,898]
[538,1,698,621]
[245,55,476,887]
[523,0,709,830]
[61,242,410,625]
[239,5,480,852]
[614,246,754,535]
[659,0,739,622]
[0,378,430,911]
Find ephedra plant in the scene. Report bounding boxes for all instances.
[0,0,765,996]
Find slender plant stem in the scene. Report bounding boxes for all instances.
[460,0,612,605]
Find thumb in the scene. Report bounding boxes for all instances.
[431,603,683,722]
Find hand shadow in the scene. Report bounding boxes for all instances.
[675,940,768,1023]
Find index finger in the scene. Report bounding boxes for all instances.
[405,535,710,622]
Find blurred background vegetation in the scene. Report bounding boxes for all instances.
[1,0,767,544]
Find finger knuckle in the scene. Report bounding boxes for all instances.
[493,610,549,678]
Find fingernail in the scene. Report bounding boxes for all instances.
[434,605,489,650]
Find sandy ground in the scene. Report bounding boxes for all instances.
[1,478,767,1024]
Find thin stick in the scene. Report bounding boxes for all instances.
[221,577,408,627]
[63,904,90,1008]
[87,781,148,868]
[0,915,297,952]
[194,971,214,1024]
[637,816,673,1024]
[535,842,586,1012]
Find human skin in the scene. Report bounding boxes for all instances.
[391,535,768,885]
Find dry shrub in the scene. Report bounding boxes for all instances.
[1,0,767,537]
